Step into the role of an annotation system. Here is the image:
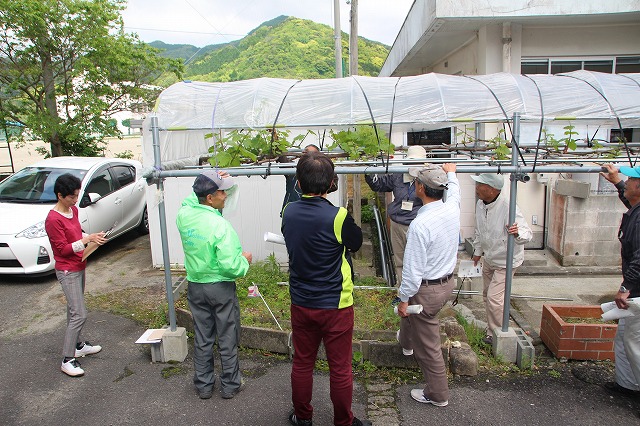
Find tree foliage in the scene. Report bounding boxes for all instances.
[0,0,182,157]
[156,16,390,84]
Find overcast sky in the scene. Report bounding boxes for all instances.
[121,0,414,47]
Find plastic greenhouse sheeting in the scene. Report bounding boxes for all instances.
[152,71,640,131]
[144,70,640,165]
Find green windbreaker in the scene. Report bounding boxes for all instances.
[176,192,249,283]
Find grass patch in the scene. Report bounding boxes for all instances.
[175,256,399,332]
[85,287,168,329]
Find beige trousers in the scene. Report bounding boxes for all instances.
[482,264,517,337]
[398,277,456,403]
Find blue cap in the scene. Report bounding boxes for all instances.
[619,166,640,178]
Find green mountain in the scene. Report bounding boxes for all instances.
[151,15,390,84]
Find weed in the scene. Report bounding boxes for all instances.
[161,365,187,379]
[315,359,329,372]
[548,369,562,378]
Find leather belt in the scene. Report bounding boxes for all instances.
[421,273,453,286]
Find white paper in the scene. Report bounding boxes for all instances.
[458,260,483,278]
[600,298,640,321]
[135,328,165,344]
[264,232,285,245]
[394,304,424,315]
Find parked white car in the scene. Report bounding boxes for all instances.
[0,157,148,276]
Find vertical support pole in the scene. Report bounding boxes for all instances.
[333,0,342,78]
[349,0,358,77]
[151,116,177,332]
[474,122,481,150]
[502,112,519,332]
[352,174,361,259]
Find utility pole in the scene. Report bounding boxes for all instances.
[349,0,358,76]
[333,0,342,78]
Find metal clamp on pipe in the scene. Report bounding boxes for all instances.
[513,172,530,183]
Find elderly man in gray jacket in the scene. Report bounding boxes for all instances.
[471,173,532,345]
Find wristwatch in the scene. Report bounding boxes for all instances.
[619,285,630,293]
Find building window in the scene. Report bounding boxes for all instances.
[616,56,640,73]
[610,128,634,143]
[522,56,640,75]
[407,129,451,158]
[550,60,582,74]
[521,60,549,74]
[584,60,613,73]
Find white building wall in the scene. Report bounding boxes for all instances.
[521,24,640,57]
[431,38,478,75]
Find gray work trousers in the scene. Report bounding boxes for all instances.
[187,281,242,395]
[57,270,87,358]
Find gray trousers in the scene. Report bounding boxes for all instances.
[615,316,640,390]
[187,281,242,394]
[390,220,410,286]
[56,270,87,358]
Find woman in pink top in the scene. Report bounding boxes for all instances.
[45,173,106,377]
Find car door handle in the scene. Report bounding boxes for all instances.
[115,198,123,205]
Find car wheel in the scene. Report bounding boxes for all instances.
[137,206,149,235]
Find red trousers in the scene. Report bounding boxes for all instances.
[290,304,354,426]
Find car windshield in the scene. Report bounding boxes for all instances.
[0,167,87,203]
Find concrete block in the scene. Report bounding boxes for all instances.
[449,342,478,376]
[150,342,163,363]
[492,327,519,363]
[241,326,291,355]
[160,327,188,363]
[365,340,417,368]
[515,329,535,369]
[556,179,591,198]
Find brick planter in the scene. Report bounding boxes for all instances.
[540,305,616,361]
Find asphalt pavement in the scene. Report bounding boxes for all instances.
[1,235,640,425]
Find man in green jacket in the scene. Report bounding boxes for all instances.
[176,170,252,400]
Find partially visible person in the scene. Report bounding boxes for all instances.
[365,145,427,285]
[600,164,640,396]
[280,144,320,215]
[396,163,459,408]
[45,173,107,377]
[470,173,532,345]
[176,169,252,400]
[281,152,369,426]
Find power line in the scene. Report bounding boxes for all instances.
[125,26,245,38]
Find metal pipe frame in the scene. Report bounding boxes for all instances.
[149,117,629,336]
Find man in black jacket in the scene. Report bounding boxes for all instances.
[282,152,369,426]
[600,164,640,396]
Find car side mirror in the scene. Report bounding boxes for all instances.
[79,193,102,208]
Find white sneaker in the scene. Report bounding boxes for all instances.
[410,389,448,407]
[75,341,102,357]
[61,358,84,377]
[396,330,414,356]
